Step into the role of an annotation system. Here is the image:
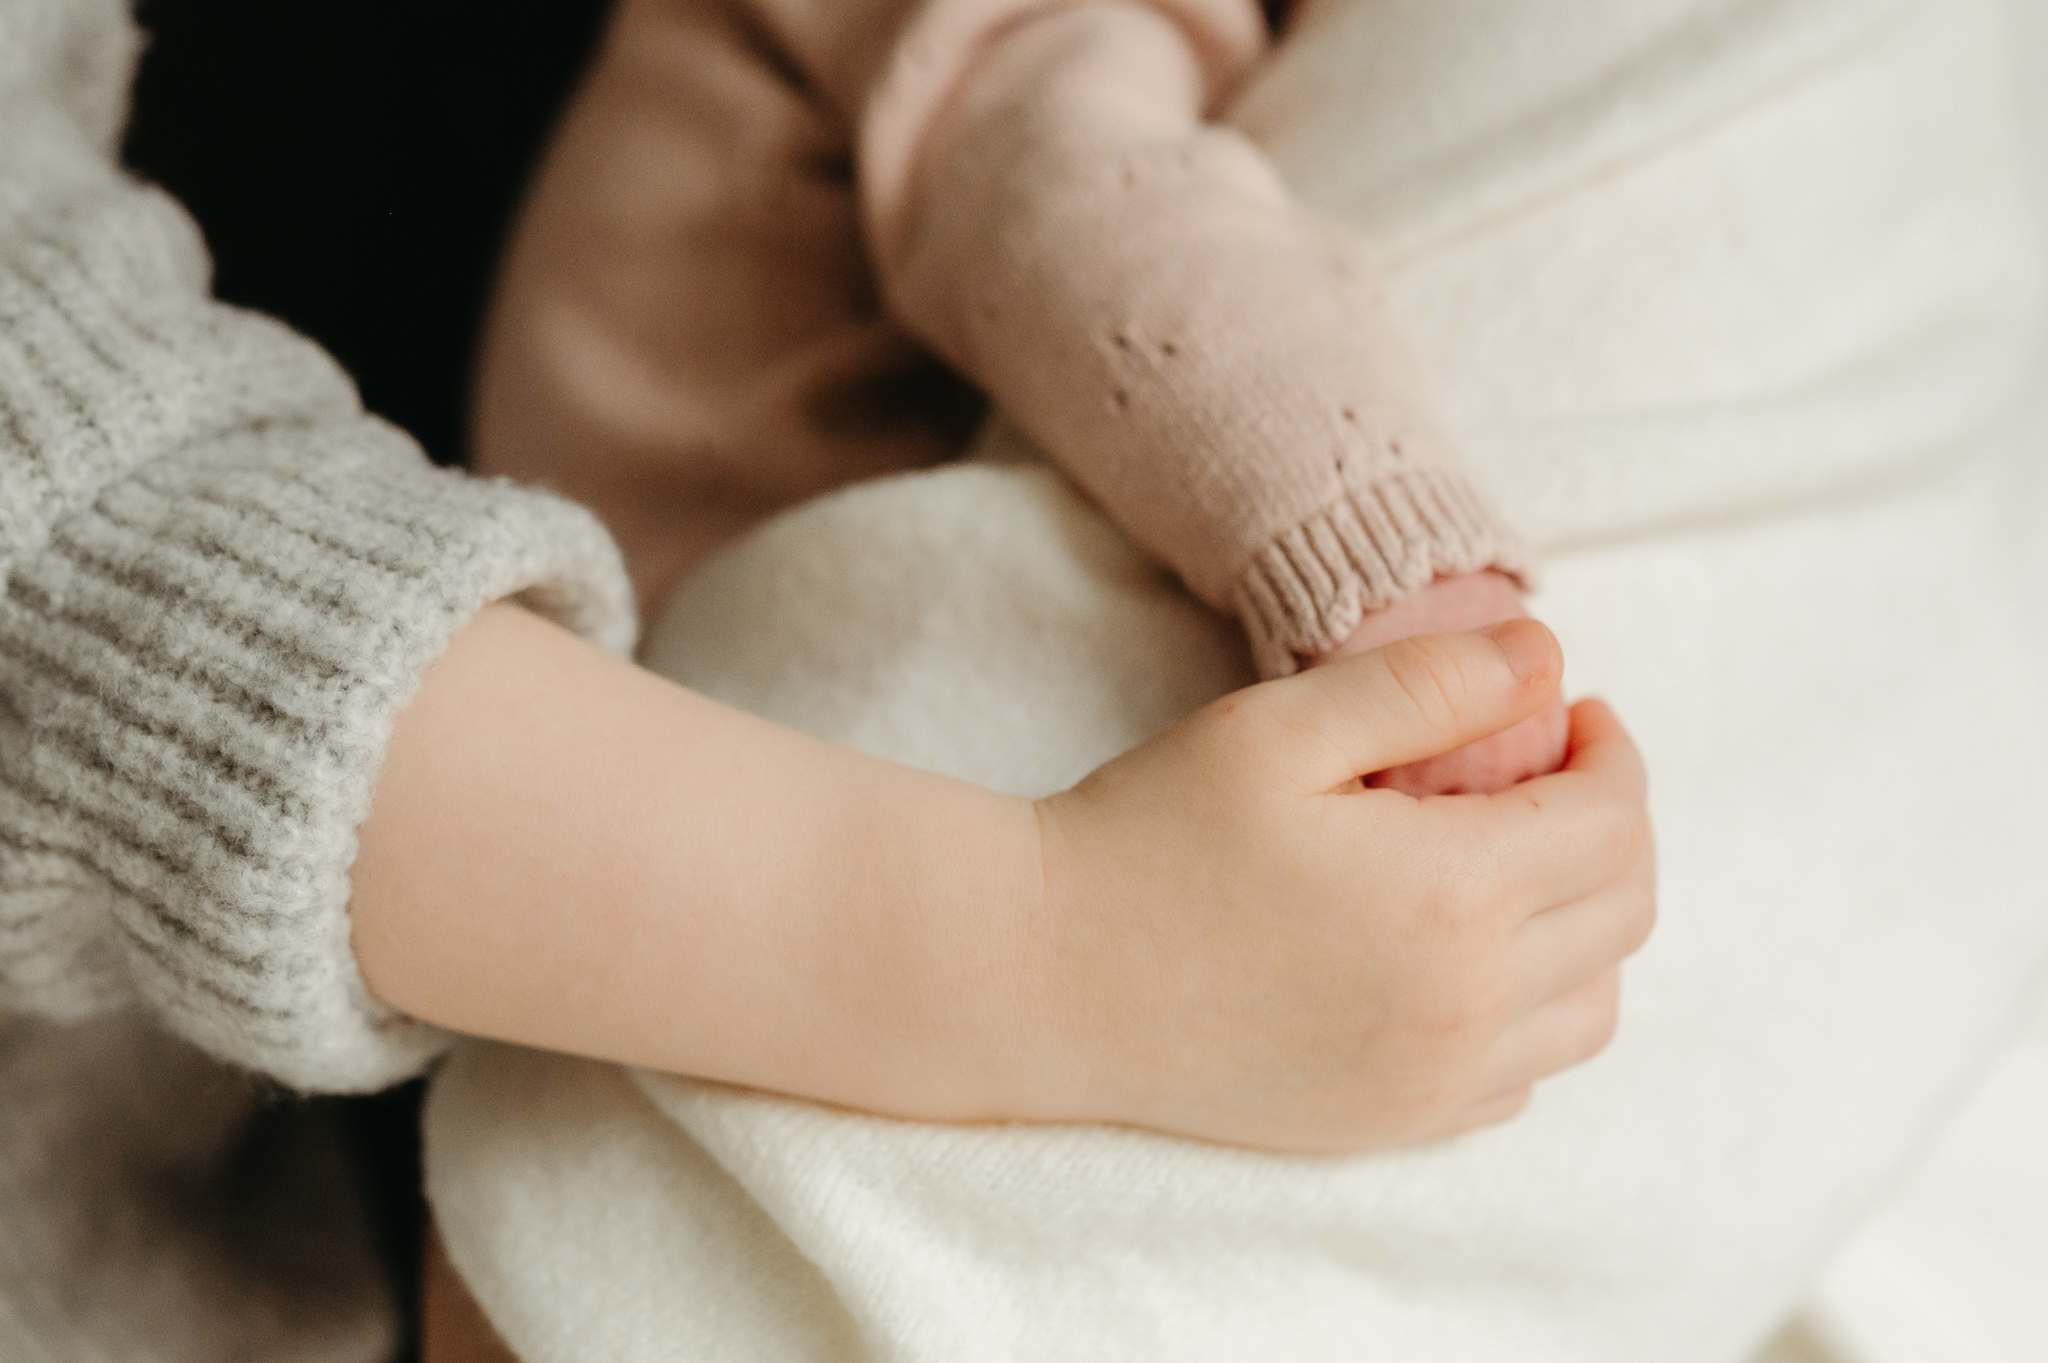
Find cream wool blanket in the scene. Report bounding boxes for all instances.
[426,1,2048,1358]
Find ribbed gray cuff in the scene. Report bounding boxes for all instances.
[0,417,633,1091]
[1233,469,1532,678]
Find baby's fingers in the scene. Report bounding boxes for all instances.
[1556,698,1647,801]
[1475,967,1624,1098]
[1508,845,1657,1013]
[1481,699,1652,910]
[1420,965,1626,1142]
[1425,1085,1534,1142]
[1244,620,1563,794]
[1368,693,1571,797]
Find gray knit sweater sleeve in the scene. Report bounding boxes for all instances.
[0,0,637,1091]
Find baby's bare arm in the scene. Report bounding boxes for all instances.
[351,606,1649,1148]
[351,605,1041,1121]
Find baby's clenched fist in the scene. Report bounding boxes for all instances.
[1014,621,1654,1152]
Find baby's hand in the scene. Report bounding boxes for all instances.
[1311,572,1570,796]
[1022,621,1653,1152]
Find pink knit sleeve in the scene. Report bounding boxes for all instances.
[841,0,1531,676]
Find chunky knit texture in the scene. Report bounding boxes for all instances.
[0,7,633,1094]
[475,0,1527,675]
[3,0,634,1355]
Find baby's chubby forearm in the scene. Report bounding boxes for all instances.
[351,605,1652,1150]
[350,605,1043,1121]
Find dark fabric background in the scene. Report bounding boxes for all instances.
[120,5,611,1358]
[123,0,611,468]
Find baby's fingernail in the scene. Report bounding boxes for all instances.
[1483,619,1550,682]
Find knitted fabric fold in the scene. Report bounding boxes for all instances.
[854,0,1269,269]
[1,178,634,1093]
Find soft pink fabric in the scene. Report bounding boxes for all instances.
[474,0,1527,675]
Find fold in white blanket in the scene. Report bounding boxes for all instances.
[427,1,2048,1358]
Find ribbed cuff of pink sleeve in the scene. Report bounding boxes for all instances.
[1234,470,1532,678]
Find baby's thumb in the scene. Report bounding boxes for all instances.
[1259,620,1561,793]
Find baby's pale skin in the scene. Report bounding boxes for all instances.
[355,607,1651,1149]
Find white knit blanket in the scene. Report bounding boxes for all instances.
[426,2,2048,1359]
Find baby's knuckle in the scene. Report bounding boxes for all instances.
[1221,686,1331,777]
[1414,855,1506,940]
[1406,971,1512,1056]
[1595,798,1644,853]
[1383,640,1469,734]
[1185,697,1263,766]
[1577,801,1650,882]
[1371,1062,1467,1130]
